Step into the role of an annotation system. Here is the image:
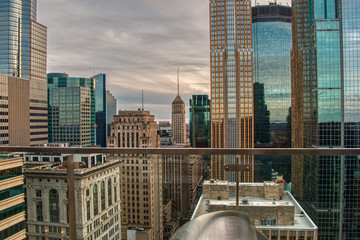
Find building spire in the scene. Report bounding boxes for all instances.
[177,67,180,96]
[142,89,144,110]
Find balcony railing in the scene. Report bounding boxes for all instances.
[0,146,359,240]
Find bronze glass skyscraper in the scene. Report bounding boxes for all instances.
[291,0,360,239]
[209,0,254,181]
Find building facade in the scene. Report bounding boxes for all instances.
[0,74,48,146]
[47,73,96,147]
[209,0,254,182]
[92,74,107,147]
[162,149,191,218]
[291,0,360,239]
[24,155,122,240]
[189,95,210,148]
[163,147,203,219]
[171,95,186,145]
[252,4,292,143]
[189,155,203,206]
[0,156,26,240]
[106,90,117,137]
[108,110,163,240]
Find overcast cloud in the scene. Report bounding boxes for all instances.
[38,0,291,122]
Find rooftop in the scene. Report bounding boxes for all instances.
[192,191,317,230]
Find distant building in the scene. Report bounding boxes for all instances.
[24,155,122,240]
[189,155,203,205]
[158,121,172,146]
[162,145,203,218]
[162,200,178,240]
[253,83,270,144]
[252,3,292,142]
[189,95,210,148]
[108,110,163,240]
[193,180,318,240]
[47,73,96,147]
[106,90,117,137]
[0,155,26,239]
[92,73,107,147]
[171,94,186,145]
[0,74,48,146]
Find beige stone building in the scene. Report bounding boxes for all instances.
[163,152,190,218]
[162,200,178,240]
[24,155,122,240]
[193,180,318,240]
[189,155,203,204]
[108,110,163,240]
[171,95,186,145]
[0,74,48,146]
[162,144,203,218]
[108,110,159,148]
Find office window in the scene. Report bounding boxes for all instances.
[93,184,98,216]
[49,189,59,222]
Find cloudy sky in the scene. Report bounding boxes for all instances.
[38,0,291,122]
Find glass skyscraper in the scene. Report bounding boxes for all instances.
[209,0,254,182]
[291,0,360,239]
[47,73,96,147]
[0,0,46,80]
[106,90,117,137]
[189,95,211,148]
[0,0,48,146]
[92,73,107,147]
[252,4,292,143]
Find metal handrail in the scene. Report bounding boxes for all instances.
[0,146,359,155]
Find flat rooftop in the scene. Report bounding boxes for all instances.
[192,191,317,230]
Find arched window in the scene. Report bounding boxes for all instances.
[108,178,112,206]
[49,189,59,222]
[101,181,105,211]
[93,184,98,216]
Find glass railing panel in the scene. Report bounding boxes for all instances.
[0,147,359,239]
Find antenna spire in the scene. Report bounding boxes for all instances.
[142,90,144,110]
[177,67,180,96]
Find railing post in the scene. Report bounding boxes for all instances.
[66,155,77,240]
[236,157,239,211]
[224,158,250,212]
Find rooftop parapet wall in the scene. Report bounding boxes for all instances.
[203,180,284,200]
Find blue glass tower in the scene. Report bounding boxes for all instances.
[291,0,360,239]
[92,73,107,147]
[189,95,211,148]
[0,0,36,78]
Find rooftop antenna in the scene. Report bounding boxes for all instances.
[142,90,144,110]
[177,67,180,96]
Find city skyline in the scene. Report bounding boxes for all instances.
[38,0,291,121]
